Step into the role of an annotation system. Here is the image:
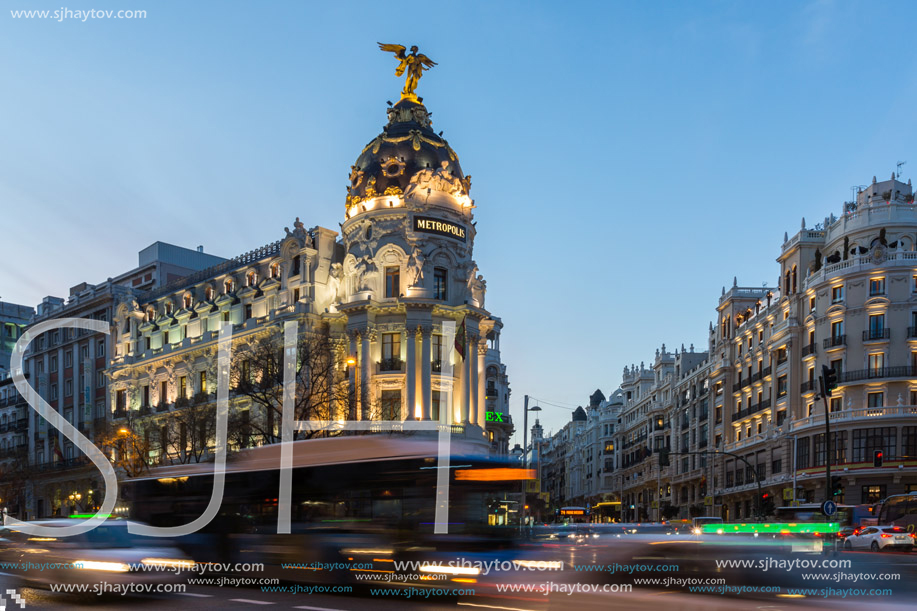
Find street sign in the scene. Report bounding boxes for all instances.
[822,500,837,517]
[782,488,794,501]
[704,495,713,506]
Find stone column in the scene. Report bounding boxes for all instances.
[477,340,487,428]
[347,331,358,420]
[420,326,432,420]
[360,329,373,420]
[468,334,479,426]
[461,342,471,424]
[405,326,417,420]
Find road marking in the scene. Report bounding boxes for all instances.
[230,599,275,605]
[293,606,349,611]
[177,592,214,598]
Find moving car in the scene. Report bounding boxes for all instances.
[0,518,193,588]
[843,525,914,552]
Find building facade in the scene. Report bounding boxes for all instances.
[100,94,511,498]
[539,173,917,521]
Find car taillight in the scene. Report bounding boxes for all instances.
[881,534,892,538]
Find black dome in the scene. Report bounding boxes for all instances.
[572,406,587,422]
[346,99,464,209]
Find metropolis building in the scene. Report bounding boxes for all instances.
[104,91,512,474]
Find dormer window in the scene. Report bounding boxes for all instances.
[224,279,234,294]
[183,294,192,309]
[270,262,281,279]
[165,302,173,316]
[146,308,155,322]
[246,271,257,287]
[205,287,213,301]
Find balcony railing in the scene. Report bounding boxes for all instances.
[824,335,846,348]
[801,343,817,357]
[378,358,404,373]
[863,329,890,341]
[800,380,816,393]
[839,365,915,383]
[762,366,772,378]
[788,404,917,432]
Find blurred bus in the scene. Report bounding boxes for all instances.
[774,504,875,528]
[877,492,917,532]
[122,436,530,576]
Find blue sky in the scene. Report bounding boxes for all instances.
[2,0,917,438]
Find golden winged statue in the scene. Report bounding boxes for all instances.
[378,43,437,101]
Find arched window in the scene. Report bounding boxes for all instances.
[183,293,193,309]
[784,271,791,294]
[204,286,213,301]
[246,271,257,287]
[164,302,173,315]
[146,307,155,322]
[791,265,797,294]
[224,279,234,294]
[270,262,281,279]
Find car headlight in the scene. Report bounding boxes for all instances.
[692,528,702,535]
[73,560,131,572]
[141,558,196,569]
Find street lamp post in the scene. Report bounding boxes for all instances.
[521,395,541,530]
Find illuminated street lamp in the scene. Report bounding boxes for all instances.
[521,397,542,530]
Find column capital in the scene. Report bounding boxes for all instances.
[477,341,489,356]
[419,324,434,338]
[404,325,419,338]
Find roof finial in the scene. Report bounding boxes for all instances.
[801,217,806,229]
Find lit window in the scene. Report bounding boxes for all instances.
[831,285,843,303]
[869,277,886,296]
[224,279,234,293]
[433,267,448,300]
[205,287,213,301]
[270,262,281,279]
[247,270,257,287]
[385,267,400,298]
[183,294,192,309]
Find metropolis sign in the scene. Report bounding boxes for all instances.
[413,216,466,242]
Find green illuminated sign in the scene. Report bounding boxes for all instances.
[700,522,840,534]
[485,411,504,422]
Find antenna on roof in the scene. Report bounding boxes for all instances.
[897,160,907,179]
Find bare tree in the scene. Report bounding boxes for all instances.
[160,399,217,464]
[229,322,350,444]
[96,415,150,478]
[0,445,33,519]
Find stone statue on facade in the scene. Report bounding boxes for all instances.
[406,247,426,287]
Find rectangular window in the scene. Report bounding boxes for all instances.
[867,392,884,408]
[97,341,105,357]
[431,390,442,421]
[382,333,400,360]
[64,351,73,368]
[830,397,842,413]
[142,385,149,407]
[433,268,448,300]
[244,304,253,320]
[777,374,787,397]
[903,426,917,460]
[179,376,187,400]
[116,389,125,411]
[160,381,168,406]
[852,427,896,462]
[796,437,810,469]
[381,390,401,421]
[772,458,782,473]
[831,285,843,303]
[385,267,400,298]
[97,371,105,388]
[163,331,169,345]
[50,355,57,372]
[199,371,207,394]
[868,353,885,375]
[862,485,886,504]
[64,379,72,397]
[869,314,885,334]
[869,277,886,296]
[831,320,844,338]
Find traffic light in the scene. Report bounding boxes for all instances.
[821,365,838,396]
[659,448,670,466]
[873,450,884,468]
[831,476,843,497]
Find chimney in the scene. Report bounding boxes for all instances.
[197,245,204,253]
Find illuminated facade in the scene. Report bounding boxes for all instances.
[104,95,511,478]
[544,173,917,521]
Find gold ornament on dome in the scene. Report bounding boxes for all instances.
[377,43,437,102]
[381,157,406,178]
[349,165,364,188]
[384,185,403,196]
[365,176,378,198]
